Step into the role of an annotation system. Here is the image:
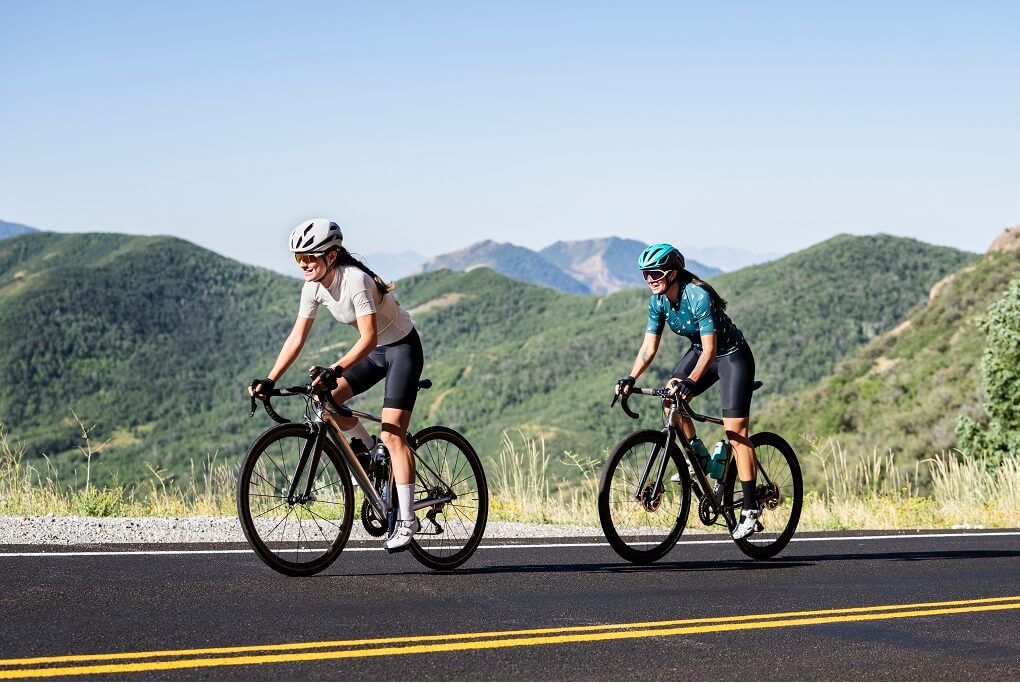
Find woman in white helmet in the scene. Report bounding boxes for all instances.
[249,218,424,551]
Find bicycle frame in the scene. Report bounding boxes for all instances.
[623,388,740,528]
[273,391,459,527]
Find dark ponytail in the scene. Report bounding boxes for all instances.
[327,247,393,299]
[680,269,727,310]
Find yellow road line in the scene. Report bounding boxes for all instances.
[2,597,1018,679]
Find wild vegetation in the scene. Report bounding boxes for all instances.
[956,276,1020,457]
[0,231,977,490]
[3,425,1017,531]
[757,245,1020,483]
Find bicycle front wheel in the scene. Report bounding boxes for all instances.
[408,426,489,570]
[238,423,355,576]
[598,429,691,564]
[723,431,802,559]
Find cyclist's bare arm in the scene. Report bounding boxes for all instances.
[249,317,315,396]
[622,333,661,394]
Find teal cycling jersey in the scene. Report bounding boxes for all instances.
[646,281,745,355]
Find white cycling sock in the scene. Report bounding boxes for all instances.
[346,422,372,445]
[396,484,414,522]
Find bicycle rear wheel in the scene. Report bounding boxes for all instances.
[238,423,354,576]
[408,426,488,570]
[723,431,802,559]
[598,429,691,564]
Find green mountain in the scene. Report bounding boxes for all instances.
[755,227,1020,474]
[0,230,977,488]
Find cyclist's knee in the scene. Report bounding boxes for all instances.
[379,426,406,450]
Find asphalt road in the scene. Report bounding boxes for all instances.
[2,530,1019,680]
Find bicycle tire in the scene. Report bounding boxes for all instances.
[598,429,691,564]
[723,431,802,560]
[408,426,489,570]
[238,423,354,576]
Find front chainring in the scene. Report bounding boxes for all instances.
[698,495,720,526]
[360,499,387,537]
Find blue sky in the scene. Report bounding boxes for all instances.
[2,1,1017,275]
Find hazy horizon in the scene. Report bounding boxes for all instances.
[2,2,1017,276]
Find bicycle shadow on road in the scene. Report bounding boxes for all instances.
[778,548,1020,564]
[314,557,812,578]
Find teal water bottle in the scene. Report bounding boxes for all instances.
[708,441,731,480]
[691,437,711,473]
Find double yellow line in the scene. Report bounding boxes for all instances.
[2,596,1019,679]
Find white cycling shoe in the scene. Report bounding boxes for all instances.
[383,517,420,552]
[732,508,763,540]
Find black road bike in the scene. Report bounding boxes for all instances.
[598,382,802,564]
[240,377,488,576]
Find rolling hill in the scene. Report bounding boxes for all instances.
[0,230,977,488]
[755,226,1020,473]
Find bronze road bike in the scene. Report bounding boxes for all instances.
[240,376,488,576]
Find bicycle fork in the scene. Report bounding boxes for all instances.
[285,422,328,506]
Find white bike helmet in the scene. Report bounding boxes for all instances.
[288,218,343,253]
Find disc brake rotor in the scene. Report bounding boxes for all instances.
[639,482,663,513]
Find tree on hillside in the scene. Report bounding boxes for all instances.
[957,277,1020,457]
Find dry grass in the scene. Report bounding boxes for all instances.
[490,431,1020,531]
[3,423,1019,531]
[0,422,236,517]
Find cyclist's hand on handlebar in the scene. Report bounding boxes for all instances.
[615,375,636,398]
[249,378,275,400]
[667,376,697,402]
[309,365,341,392]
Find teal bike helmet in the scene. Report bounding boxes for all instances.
[637,243,685,270]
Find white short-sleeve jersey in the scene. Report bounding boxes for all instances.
[298,265,415,345]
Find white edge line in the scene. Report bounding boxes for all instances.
[0,531,1017,558]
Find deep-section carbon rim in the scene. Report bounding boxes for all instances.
[723,431,802,560]
[238,423,354,576]
[598,429,691,564]
[408,426,488,571]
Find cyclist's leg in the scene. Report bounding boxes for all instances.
[378,330,424,549]
[719,341,757,482]
[718,342,760,539]
[378,331,424,506]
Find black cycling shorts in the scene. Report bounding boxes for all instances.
[671,340,756,418]
[342,328,424,412]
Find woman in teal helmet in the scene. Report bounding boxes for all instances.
[615,243,761,540]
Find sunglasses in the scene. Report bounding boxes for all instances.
[642,269,670,283]
[294,252,326,264]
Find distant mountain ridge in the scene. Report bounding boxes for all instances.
[0,220,40,240]
[418,240,591,294]
[419,237,722,295]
